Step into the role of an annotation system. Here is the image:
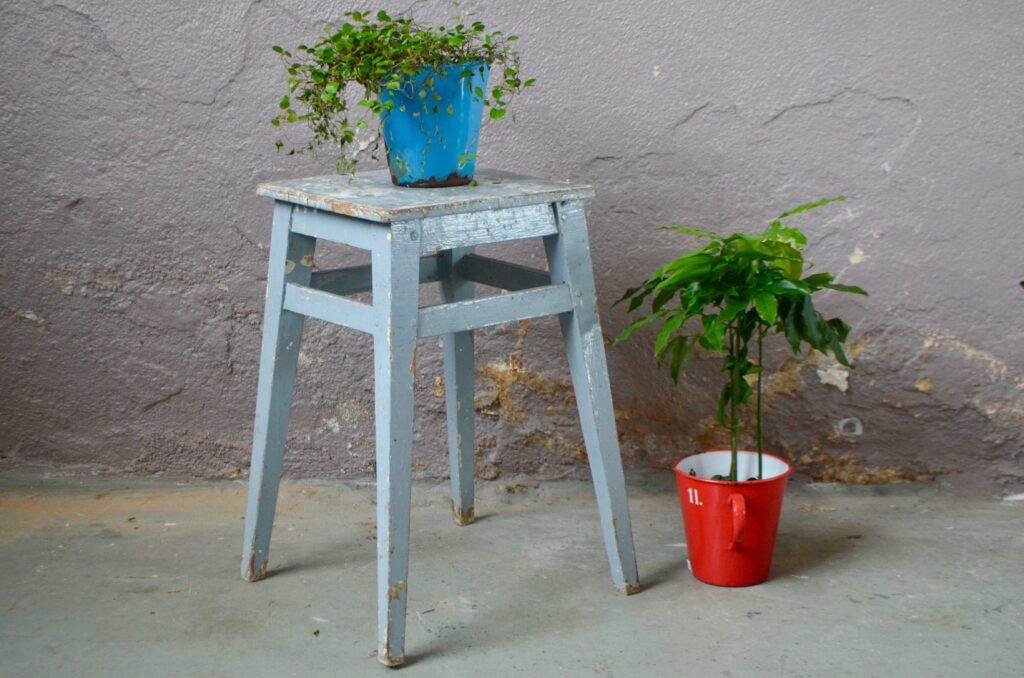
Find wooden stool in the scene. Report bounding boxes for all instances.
[241,169,640,666]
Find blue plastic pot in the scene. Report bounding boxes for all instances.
[380,62,489,187]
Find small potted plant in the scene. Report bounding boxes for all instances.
[615,197,867,586]
[271,9,534,187]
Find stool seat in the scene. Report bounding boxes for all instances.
[257,168,595,221]
[241,169,640,667]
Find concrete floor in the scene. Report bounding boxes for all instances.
[1,473,1022,677]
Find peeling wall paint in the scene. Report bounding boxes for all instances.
[1,0,1022,493]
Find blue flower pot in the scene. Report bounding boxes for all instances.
[380,62,489,187]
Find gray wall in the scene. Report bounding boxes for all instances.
[2,0,1022,493]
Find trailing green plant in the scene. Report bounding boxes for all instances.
[270,8,534,173]
[614,197,867,482]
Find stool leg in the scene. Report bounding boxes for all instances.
[373,221,422,667]
[439,247,476,525]
[545,201,641,594]
[241,203,316,582]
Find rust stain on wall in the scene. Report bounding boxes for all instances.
[920,331,1012,383]
[475,320,574,423]
[798,452,934,485]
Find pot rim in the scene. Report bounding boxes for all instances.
[391,61,489,78]
[673,449,794,486]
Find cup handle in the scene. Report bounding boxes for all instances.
[729,493,746,550]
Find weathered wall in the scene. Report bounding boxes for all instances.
[1,0,1021,493]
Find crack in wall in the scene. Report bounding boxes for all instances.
[761,87,916,127]
[141,386,185,411]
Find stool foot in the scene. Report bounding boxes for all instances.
[378,652,406,668]
[242,553,269,582]
[622,581,643,595]
[450,501,476,526]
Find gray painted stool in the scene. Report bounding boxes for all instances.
[241,169,640,666]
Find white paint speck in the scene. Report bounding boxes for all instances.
[816,353,850,392]
[849,246,865,264]
[16,310,44,325]
[653,65,661,78]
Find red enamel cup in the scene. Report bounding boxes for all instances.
[673,450,793,587]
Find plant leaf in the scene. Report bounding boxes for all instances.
[654,313,686,356]
[650,286,677,313]
[668,336,694,381]
[702,314,725,351]
[782,301,802,353]
[802,272,835,288]
[720,296,751,323]
[613,310,668,345]
[753,291,778,325]
[660,226,723,240]
[715,383,731,427]
[799,296,823,346]
[777,196,846,219]
[825,282,869,295]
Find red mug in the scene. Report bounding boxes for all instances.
[674,450,793,587]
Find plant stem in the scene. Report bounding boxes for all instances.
[756,325,764,480]
[729,323,739,482]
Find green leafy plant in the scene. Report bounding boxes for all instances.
[614,197,867,481]
[271,8,534,173]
